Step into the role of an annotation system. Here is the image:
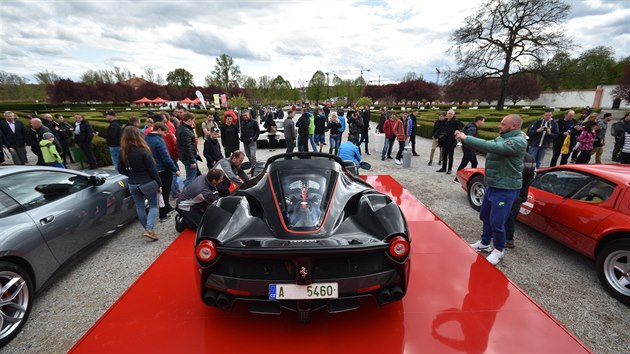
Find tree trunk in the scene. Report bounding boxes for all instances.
[497,54,512,111]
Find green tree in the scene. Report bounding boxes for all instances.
[166,68,194,87]
[207,54,241,91]
[306,71,326,103]
[450,0,571,109]
[356,96,373,107]
[34,70,61,85]
[271,75,292,101]
[228,94,249,109]
[574,46,618,87]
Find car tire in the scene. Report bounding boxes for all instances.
[467,175,485,212]
[596,238,630,305]
[0,262,33,347]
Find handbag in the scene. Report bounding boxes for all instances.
[137,180,159,195]
[560,135,571,155]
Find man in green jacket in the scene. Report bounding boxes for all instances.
[454,114,527,265]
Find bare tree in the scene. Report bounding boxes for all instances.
[450,0,571,109]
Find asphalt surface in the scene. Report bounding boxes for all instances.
[3,115,629,353]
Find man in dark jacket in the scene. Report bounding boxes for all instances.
[429,112,446,166]
[27,118,54,165]
[73,114,98,169]
[176,168,224,230]
[527,109,558,168]
[239,111,259,170]
[220,114,239,157]
[505,152,536,248]
[296,111,311,152]
[436,109,463,174]
[409,110,420,156]
[1,111,28,165]
[550,110,577,166]
[176,112,199,187]
[53,114,74,164]
[99,111,122,172]
[358,106,371,155]
[203,127,223,169]
[454,115,485,183]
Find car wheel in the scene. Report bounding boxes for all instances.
[467,175,485,212]
[596,239,630,305]
[0,262,33,347]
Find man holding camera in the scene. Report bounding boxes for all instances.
[527,109,558,168]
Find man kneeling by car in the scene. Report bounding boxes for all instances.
[176,169,225,230]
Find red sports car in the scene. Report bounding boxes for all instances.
[456,164,630,305]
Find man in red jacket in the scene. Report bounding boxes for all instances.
[380,112,396,160]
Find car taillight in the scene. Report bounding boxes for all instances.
[196,239,217,262]
[388,236,409,259]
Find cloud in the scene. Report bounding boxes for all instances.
[0,0,627,86]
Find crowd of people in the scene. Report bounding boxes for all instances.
[1,105,628,246]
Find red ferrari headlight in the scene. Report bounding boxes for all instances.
[388,236,410,259]
[196,239,217,262]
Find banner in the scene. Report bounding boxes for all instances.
[195,90,206,110]
[213,94,220,108]
[220,94,227,108]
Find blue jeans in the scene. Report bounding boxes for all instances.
[528,146,547,168]
[309,134,317,151]
[479,187,519,251]
[328,134,341,154]
[243,141,257,167]
[109,146,121,172]
[382,137,395,158]
[129,183,159,232]
[181,160,197,187]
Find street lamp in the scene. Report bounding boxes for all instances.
[325,72,330,99]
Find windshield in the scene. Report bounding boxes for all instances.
[277,172,330,230]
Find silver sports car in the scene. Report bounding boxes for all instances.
[0,166,136,346]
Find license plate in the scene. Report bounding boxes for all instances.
[269,283,338,300]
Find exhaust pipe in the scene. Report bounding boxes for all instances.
[216,293,233,310]
[202,289,218,306]
[376,288,392,304]
[390,286,404,300]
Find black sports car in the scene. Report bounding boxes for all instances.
[194,153,411,322]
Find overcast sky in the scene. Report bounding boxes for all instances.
[1,0,628,87]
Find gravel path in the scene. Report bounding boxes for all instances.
[4,116,629,353]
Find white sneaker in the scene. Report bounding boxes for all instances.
[486,249,504,265]
[470,240,492,252]
[395,159,402,165]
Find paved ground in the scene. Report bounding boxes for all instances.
[3,113,629,353]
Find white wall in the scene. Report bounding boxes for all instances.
[515,85,629,109]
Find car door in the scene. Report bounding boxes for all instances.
[0,170,111,265]
[0,189,60,289]
[525,170,615,254]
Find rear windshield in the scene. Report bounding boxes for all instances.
[276,171,330,230]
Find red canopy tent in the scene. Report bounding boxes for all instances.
[151,97,169,104]
[178,97,194,104]
[191,97,201,104]
[133,97,152,104]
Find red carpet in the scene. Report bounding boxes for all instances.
[70,175,590,353]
